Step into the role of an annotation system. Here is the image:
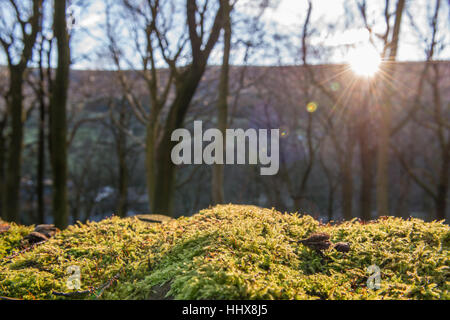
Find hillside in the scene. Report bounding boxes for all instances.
[0,205,449,300]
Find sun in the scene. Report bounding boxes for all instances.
[347,45,381,77]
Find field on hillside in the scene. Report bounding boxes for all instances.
[0,205,449,300]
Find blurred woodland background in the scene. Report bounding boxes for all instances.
[0,0,449,228]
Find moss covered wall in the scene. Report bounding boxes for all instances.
[0,205,448,300]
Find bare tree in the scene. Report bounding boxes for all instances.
[302,1,357,220]
[0,0,44,222]
[357,0,406,217]
[105,96,134,217]
[0,70,8,220]
[212,0,232,204]
[48,0,71,228]
[393,0,449,220]
[105,0,225,215]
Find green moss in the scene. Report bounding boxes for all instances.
[0,205,448,300]
[0,223,34,260]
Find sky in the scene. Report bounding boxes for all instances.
[1,0,449,69]
[258,0,450,63]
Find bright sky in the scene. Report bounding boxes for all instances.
[257,0,450,63]
[1,0,449,69]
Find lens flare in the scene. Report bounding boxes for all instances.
[348,45,381,77]
[280,127,289,138]
[330,82,340,91]
[307,102,318,113]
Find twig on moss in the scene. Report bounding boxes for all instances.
[52,289,93,298]
[52,269,122,299]
[93,270,122,298]
[1,240,48,264]
[0,295,23,300]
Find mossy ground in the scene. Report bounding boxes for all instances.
[0,205,449,300]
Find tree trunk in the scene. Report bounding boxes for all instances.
[151,140,175,215]
[359,122,374,221]
[3,68,24,223]
[341,156,353,220]
[116,108,128,217]
[375,98,392,217]
[212,1,231,205]
[117,152,128,217]
[327,185,334,222]
[50,0,70,228]
[435,141,449,220]
[145,122,156,211]
[295,112,315,209]
[36,49,46,224]
[151,67,206,215]
[0,116,6,220]
[36,97,45,224]
[376,0,405,217]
